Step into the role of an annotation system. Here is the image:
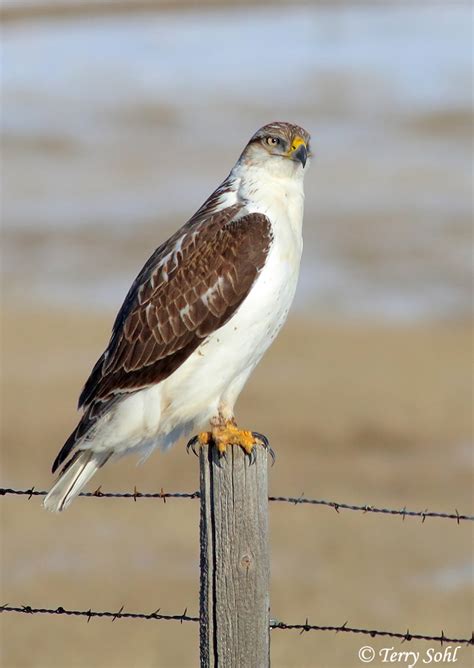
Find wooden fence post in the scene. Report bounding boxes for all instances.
[199,443,270,668]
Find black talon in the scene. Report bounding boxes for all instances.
[215,447,226,468]
[249,446,257,465]
[252,431,269,448]
[251,432,276,465]
[269,447,276,465]
[186,435,200,457]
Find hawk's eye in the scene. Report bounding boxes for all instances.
[265,136,280,147]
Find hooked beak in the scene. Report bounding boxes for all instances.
[289,136,308,167]
[293,144,308,168]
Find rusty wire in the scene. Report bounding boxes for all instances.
[1,487,472,523]
[268,494,474,523]
[0,487,199,501]
[0,604,198,623]
[269,620,474,645]
[1,605,472,646]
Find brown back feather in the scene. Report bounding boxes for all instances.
[81,209,271,404]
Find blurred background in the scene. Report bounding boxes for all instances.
[1,1,472,667]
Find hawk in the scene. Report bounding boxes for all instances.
[44,121,311,512]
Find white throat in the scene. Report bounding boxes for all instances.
[231,158,306,240]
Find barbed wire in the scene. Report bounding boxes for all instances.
[1,605,472,646]
[268,494,474,523]
[0,487,199,502]
[1,486,472,523]
[2,489,472,648]
[270,620,474,646]
[0,604,198,623]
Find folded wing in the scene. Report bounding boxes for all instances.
[52,205,272,472]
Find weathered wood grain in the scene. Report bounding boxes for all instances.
[199,444,270,668]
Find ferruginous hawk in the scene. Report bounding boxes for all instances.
[44,121,311,512]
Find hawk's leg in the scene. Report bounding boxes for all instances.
[187,418,274,464]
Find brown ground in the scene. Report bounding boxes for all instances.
[1,305,472,668]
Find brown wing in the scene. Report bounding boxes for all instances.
[81,208,272,405]
[52,205,272,473]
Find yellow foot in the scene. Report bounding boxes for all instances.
[186,422,274,464]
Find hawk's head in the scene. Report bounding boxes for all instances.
[240,121,312,175]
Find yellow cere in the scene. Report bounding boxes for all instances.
[290,136,306,153]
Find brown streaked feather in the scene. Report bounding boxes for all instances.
[81,210,271,405]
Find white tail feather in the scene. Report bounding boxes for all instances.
[43,451,111,512]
